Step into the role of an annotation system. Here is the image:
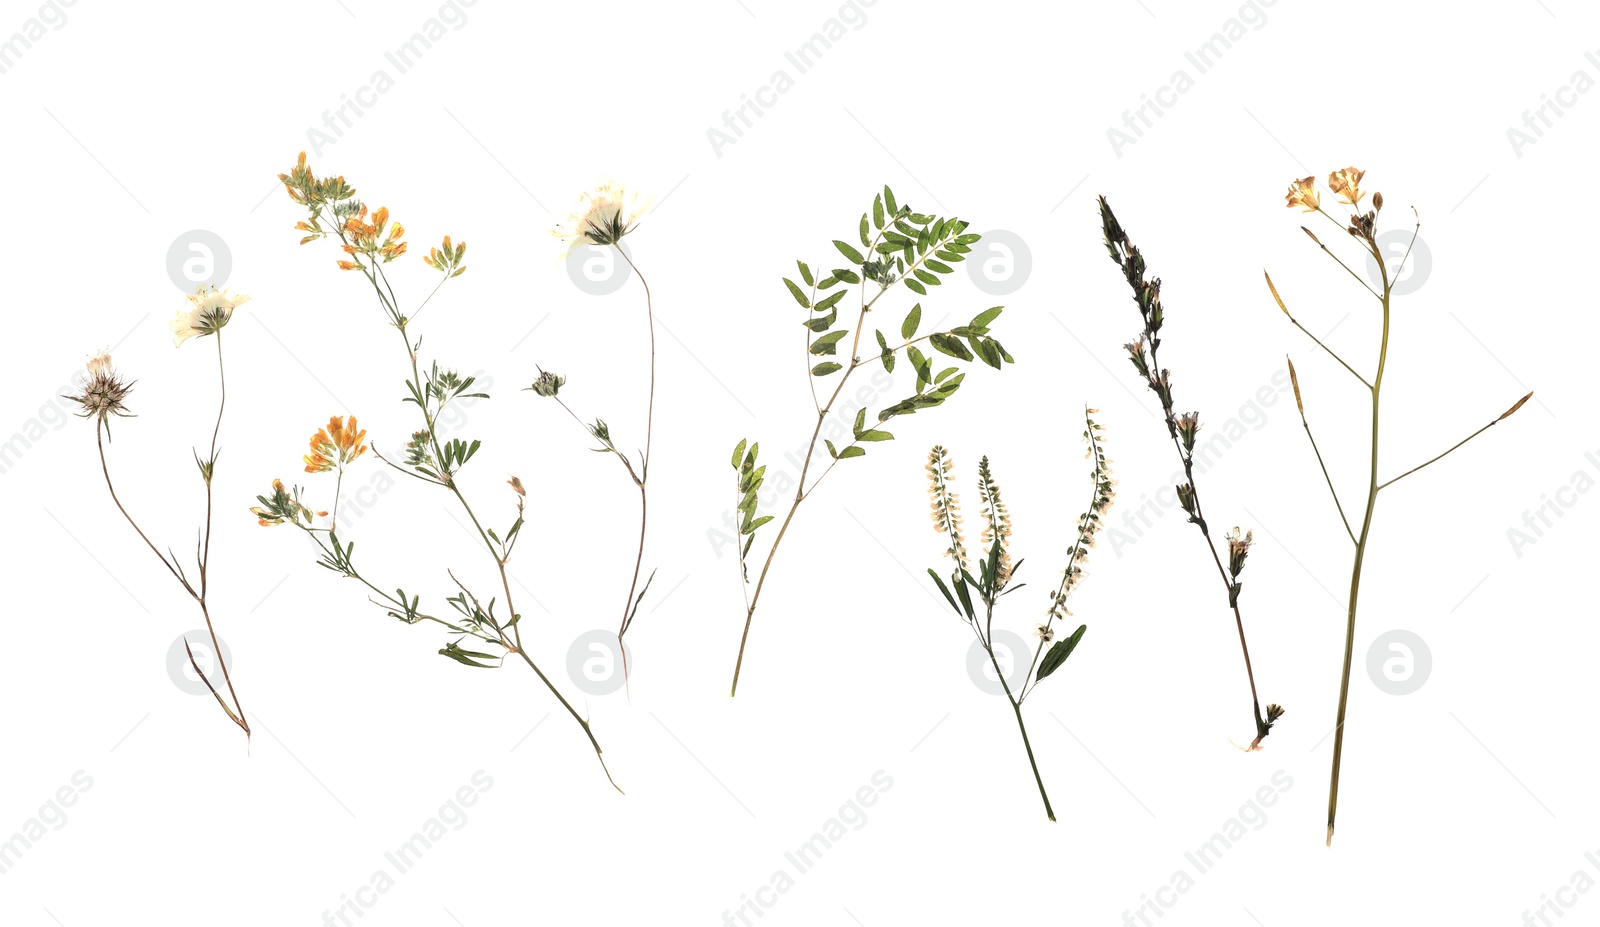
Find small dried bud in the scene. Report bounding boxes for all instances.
[1373,191,1384,211]
[1287,356,1304,416]
[1175,412,1201,453]
[1225,526,1254,577]
[1499,391,1533,421]
[507,475,526,496]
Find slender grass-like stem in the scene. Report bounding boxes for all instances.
[613,248,655,686]
[92,334,249,738]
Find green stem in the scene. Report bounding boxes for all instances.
[988,607,1053,822]
[1328,239,1391,847]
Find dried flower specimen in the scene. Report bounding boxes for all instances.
[258,153,618,790]
[1267,168,1532,845]
[69,285,255,738]
[728,185,1016,695]
[531,182,657,687]
[1098,197,1285,750]
[920,409,1115,821]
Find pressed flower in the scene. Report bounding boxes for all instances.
[1035,624,1055,643]
[1327,167,1366,206]
[172,285,250,346]
[65,352,135,426]
[553,181,650,254]
[341,204,407,266]
[304,415,368,473]
[1285,176,1320,212]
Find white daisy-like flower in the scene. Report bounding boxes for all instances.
[552,181,650,256]
[172,285,251,347]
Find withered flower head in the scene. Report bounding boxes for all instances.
[1175,411,1201,453]
[1035,624,1055,643]
[305,415,368,473]
[528,368,566,398]
[172,285,251,346]
[1285,176,1320,213]
[66,352,135,427]
[1328,167,1366,206]
[507,475,526,497]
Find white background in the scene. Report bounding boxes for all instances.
[0,0,1593,924]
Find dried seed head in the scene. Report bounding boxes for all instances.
[1287,356,1304,416]
[65,352,135,427]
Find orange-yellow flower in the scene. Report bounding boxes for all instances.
[1284,176,1320,212]
[1327,167,1366,206]
[340,204,407,268]
[304,415,368,473]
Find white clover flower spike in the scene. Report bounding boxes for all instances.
[172,285,251,347]
[553,181,651,257]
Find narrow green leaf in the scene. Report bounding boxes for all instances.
[784,278,810,309]
[901,304,921,340]
[834,240,865,264]
[811,361,844,376]
[1036,625,1088,681]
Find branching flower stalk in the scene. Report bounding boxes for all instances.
[1098,197,1285,750]
[68,285,256,738]
[728,185,1017,696]
[1272,168,1532,845]
[920,409,1115,821]
[265,153,619,791]
[533,183,658,686]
